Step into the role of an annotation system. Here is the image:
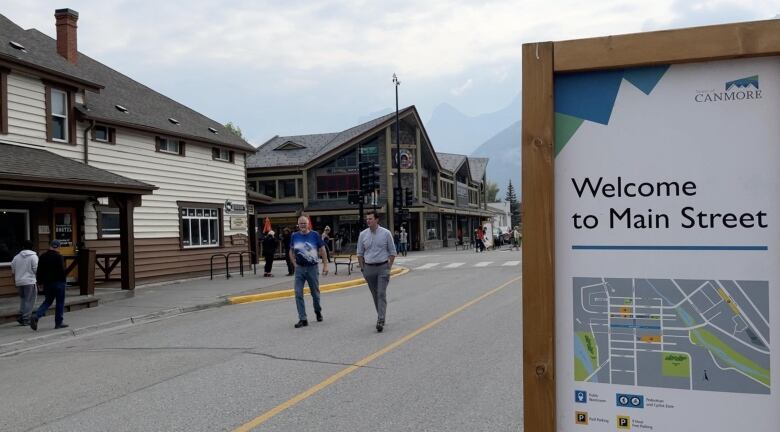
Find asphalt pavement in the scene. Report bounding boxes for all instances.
[0,247,523,432]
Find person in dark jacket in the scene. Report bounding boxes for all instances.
[281,227,294,276]
[262,230,277,277]
[30,240,68,330]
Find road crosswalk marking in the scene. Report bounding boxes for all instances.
[474,262,493,267]
[502,261,520,266]
[444,263,465,268]
[415,263,440,269]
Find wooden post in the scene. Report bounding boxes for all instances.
[521,41,555,432]
[77,248,96,295]
[117,195,136,291]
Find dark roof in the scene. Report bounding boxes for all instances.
[0,14,254,152]
[0,15,100,89]
[436,152,467,173]
[0,143,155,193]
[468,157,489,182]
[248,108,415,169]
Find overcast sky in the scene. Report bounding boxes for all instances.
[3,1,778,147]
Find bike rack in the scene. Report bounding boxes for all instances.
[239,251,257,276]
[210,253,230,280]
[226,252,244,277]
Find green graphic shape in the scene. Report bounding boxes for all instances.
[662,352,690,378]
[574,331,598,381]
[690,328,770,387]
[555,113,584,156]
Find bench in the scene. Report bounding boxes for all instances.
[333,254,357,275]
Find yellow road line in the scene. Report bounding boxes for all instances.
[228,267,409,305]
[232,275,521,432]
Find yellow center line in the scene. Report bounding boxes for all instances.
[233,275,521,432]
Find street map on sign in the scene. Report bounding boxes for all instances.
[573,278,770,394]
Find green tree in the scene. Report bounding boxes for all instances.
[485,180,500,202]
[224,122,244,138]
[505,180,520,227]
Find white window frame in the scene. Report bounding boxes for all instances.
[0,209,30,265]
[93,125,110,143]
[98,209,120,239]
[180,207,220,249]
[214,148,230,162]
[158,137,181,155]
[50,88,68,142]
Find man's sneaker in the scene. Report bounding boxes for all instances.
[376,321,384,333]
[29,316,38,331]
[294,320,308,328]
[55,323,69,329]
[316,312,323,322]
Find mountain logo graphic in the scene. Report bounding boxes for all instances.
[725,75,759,91]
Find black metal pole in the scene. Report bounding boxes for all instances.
[393,73,401,232]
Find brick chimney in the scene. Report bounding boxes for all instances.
[54,8,79,64]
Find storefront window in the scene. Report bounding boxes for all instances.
[180,206,220,248]
[425,215,440,241]
[0,209,29,263]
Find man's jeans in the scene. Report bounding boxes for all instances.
[35,281,66,326]
[294,265,321,321]
[17,284,36,322]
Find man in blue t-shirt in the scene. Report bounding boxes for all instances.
[288,215,329,328]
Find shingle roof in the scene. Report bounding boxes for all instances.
[0,143,155,192]
[436,152,467,173]
[468,157,489,182]
[247,108,415,169]
[0,15,100,89]
[0,14,254,152]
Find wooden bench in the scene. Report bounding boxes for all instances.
[333,254,357,275]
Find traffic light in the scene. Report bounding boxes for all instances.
[368,163,380,192]
[393,187,401,207]
[404,188,413,207]
[359,161,372,194]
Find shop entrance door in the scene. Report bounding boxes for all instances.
[54,207,78,282]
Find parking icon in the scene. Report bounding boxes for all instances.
[575,411,588,425]
[575,390,587,403]
[616,393,644,408]
[617,415,631,429]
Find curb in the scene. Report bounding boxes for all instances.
[227,266,410,305]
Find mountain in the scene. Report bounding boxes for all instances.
[471,120,521,199]
[427,94,520,155]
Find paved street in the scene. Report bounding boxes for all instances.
[0,248,522,432]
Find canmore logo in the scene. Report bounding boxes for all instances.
[725,75,759,91]
[695,75,762,103]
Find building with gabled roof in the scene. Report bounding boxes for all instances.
[0,9,253,296]
[247,106,493,252]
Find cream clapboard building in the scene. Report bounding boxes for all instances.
[0,9,253,295]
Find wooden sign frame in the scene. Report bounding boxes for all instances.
[521,19,780,432]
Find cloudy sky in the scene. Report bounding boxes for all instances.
[3,1,778,147]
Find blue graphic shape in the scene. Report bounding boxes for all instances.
[575,390,587,403]
[726,75,759,91]
[624,65,670,95]
[616,393,644,409]
[555,69,623,125]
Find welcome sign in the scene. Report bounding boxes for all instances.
[555,57,777,431]
[521,20,780,432]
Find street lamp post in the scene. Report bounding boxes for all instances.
[393,73,402,232]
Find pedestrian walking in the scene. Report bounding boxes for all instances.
[321,226,332,262]
[281,227,294,276]
[357,210,397,333]
[475,228,485,252]
[399,227,408,257]
[289,215,329,328]
[262,230,277,277]
[10,240,38,326]
[30,240,68,331]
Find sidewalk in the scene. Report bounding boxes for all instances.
[0,262,381,355]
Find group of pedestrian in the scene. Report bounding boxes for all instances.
[290,211,397,333]
[10,239,69,331]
